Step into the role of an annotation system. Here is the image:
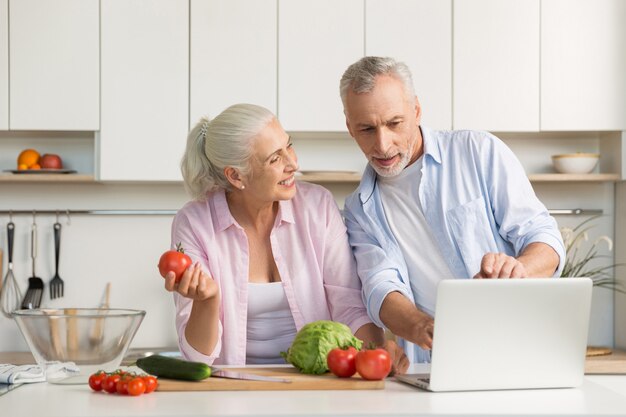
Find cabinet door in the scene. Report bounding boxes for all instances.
[100,0,189,181]
[190,0,277,126]
[0,0,7,130]
[9,0,99,130]
[453,0,540,131]
[366,0,451,130]
[541,0,626,131]
[279,0,363,131]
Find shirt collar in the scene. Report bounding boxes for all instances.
[213,188,295,232]
[421,126,442,165]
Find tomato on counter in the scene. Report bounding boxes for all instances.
[90,370,157,396]
[355,348,392,380]
[327,346,358,378]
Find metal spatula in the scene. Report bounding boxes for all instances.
[21,218,44,309]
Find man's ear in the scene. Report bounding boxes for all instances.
[224,166,244,189]
[414,95,422,125]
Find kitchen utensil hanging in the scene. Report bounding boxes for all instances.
[21,214,44,309]
[1,221,22,317]
[49,221,64,299]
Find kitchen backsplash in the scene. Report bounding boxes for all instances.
[0,181,617,351]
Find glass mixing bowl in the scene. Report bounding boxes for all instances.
[13,308,145,384]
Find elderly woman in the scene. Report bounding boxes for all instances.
[163,103,407,370]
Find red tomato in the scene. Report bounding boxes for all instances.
[327,346,358,378]
[158,242,193,282]
[142,376,158,394]
[355,348,392,380]
[102,374,121,394]
[116,375,132,395]
[127,377,146,396]
[88,371,106,391]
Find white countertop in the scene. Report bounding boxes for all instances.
[2,364,626,417]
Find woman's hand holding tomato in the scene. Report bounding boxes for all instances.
[163,261,219,302]
[158,244,219,302]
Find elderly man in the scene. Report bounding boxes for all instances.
[340,56,565,363]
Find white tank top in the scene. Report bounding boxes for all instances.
[246,282,298,364]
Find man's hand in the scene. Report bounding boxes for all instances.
[474,252,528,279]
[410,314,434,350]
[380,292,434,351]
[383,340,410,375]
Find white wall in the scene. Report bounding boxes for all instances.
[0,183,189,351]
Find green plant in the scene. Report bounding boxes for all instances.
[560,216,625,293]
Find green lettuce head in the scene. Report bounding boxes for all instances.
[281,320,363,374]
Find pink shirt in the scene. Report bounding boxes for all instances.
[171,181,372,365]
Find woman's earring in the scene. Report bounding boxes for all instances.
[240,185,245,190]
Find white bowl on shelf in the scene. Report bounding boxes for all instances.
[551,153,600,174]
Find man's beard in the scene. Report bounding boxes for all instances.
[369,151,412,178]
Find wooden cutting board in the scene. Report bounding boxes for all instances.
[156,367,385,391]
[585,349,626,374]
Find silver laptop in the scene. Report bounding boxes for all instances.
[395,277,592,392]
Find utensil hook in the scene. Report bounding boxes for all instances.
[56,210,59,224]
[8,210,13,223]
[66,209,71,226]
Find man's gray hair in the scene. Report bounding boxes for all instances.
[181,103,274,200]
[339,56,415,109]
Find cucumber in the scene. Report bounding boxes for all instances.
[136,354,212,381]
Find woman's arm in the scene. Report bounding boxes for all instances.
[165,263,220,355]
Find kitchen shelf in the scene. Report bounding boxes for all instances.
[297,172,362,183]
[298,172,621,184]
[0,173,95,183]
[527,173,621,182]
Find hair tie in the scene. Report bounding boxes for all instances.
[199,120,209,139]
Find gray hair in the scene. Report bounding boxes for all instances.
[181,103,275,200]
[339,56,415,109]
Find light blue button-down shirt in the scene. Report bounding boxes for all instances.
[343,127,566,363]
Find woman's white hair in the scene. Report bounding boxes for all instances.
[339,56,415,110]
[181,103,275,200]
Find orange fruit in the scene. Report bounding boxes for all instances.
[17,164,28,170]
[17,149,40,168]
[29,164,41,170]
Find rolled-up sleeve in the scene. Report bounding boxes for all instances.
[171,211,223,364]
[343,202,414,329]
[487,136,566,276]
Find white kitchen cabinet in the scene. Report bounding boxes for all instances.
[0,0,7,130]
[9,0,99,131]
[278,0,363,132]
[541,0,626,131]
[99,0,189,181]
[190,0,277,126]
[365,0,452,130]
[453,0,540,131]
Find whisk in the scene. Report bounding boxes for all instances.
[1,222,23,318]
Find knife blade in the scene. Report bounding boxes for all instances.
[209,368,292,383]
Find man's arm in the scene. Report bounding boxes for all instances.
[379,292,434,350]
